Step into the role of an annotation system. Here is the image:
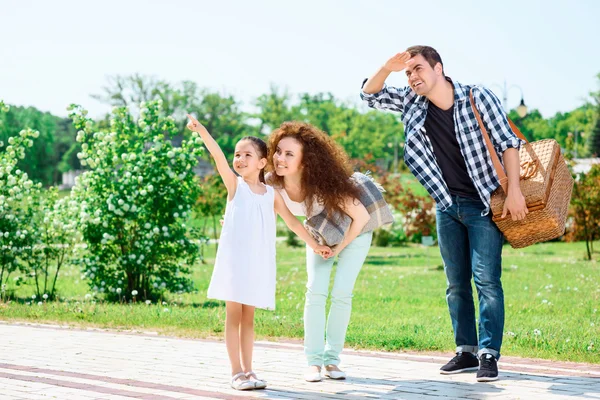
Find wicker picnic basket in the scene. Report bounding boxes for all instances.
[470,90,574,248]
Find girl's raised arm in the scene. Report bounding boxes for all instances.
[187,114,237,196]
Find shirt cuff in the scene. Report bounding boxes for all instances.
[498,136,525,153]
[360,78,386,100]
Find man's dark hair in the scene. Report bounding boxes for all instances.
[406,45,444,75]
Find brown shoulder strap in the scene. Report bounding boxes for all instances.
[468,89,529,194]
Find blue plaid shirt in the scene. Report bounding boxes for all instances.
[361,77,523,213]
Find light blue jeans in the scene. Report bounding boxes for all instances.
[304,232,373,366]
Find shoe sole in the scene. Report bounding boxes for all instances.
[439,366,479,375]
[304,376,322,382]
[324,374,346,380]
[231,384,256,390]
[477,376,499,382]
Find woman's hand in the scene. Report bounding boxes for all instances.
[314,245,333,259]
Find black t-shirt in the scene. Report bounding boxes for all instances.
[423,102,480,200]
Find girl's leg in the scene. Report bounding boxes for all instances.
[225,301,245,377]
[240,304,255,373]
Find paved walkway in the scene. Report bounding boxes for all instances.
[0,322,599,399]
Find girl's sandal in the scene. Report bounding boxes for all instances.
[245,371,267,389]
[231,372,256,390]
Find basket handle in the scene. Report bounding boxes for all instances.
[469,89,538,194]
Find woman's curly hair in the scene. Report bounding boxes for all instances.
[267,121,360,218]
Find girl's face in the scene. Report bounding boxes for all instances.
[233,140,266,179]
[273,137,303,178]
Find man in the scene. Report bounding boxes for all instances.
[361,46,528,382]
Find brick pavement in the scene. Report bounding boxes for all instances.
[0,322,599,400]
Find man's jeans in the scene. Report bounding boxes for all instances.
[436,195,505,360]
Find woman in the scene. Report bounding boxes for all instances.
[267,121,372,382]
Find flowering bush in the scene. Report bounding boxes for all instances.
[69,100,205,300]
[378,171,436,244]
[23,188,82,300]
[0,100,42,296]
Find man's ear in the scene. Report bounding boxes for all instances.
[434,62,443,76]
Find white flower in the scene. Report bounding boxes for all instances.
[42,294,48,300]
[132,290,138,296]
[533,329,541,336]
[37,302,43,306]
[31,294,36,299]
[116,288,122,294]
[163,308,169,312]
[145,300,151,305]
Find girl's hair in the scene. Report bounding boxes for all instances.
[267,121,360,218]
[238,136,268,183]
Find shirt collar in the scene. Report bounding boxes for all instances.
[414,76,469,108]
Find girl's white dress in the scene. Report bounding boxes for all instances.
[207,177,277,310]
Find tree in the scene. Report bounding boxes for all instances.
[190,91,251,157]
[254,85,298,134]
[588,73,600,157]
[0,105,76,185]
[93,74,251,159]
[568,165,600,260]
[589,114,600,157]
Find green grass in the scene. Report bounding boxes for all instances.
[1,241,599,363]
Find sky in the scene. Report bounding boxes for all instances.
[1,0,599,120]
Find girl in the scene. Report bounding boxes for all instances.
[186,115,331,391]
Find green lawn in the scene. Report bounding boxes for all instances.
[1,241,599,363]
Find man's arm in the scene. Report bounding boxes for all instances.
[360,52,412,113]
[501,148,528,221]
[474,88,528,221]
[475,87,524,154]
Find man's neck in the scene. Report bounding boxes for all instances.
[426,78,454,110]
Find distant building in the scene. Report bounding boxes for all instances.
[59,170,83,190]
[572,158,600,175]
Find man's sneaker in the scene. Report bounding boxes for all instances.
[440,352,479,375]
[476,353,499,382]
